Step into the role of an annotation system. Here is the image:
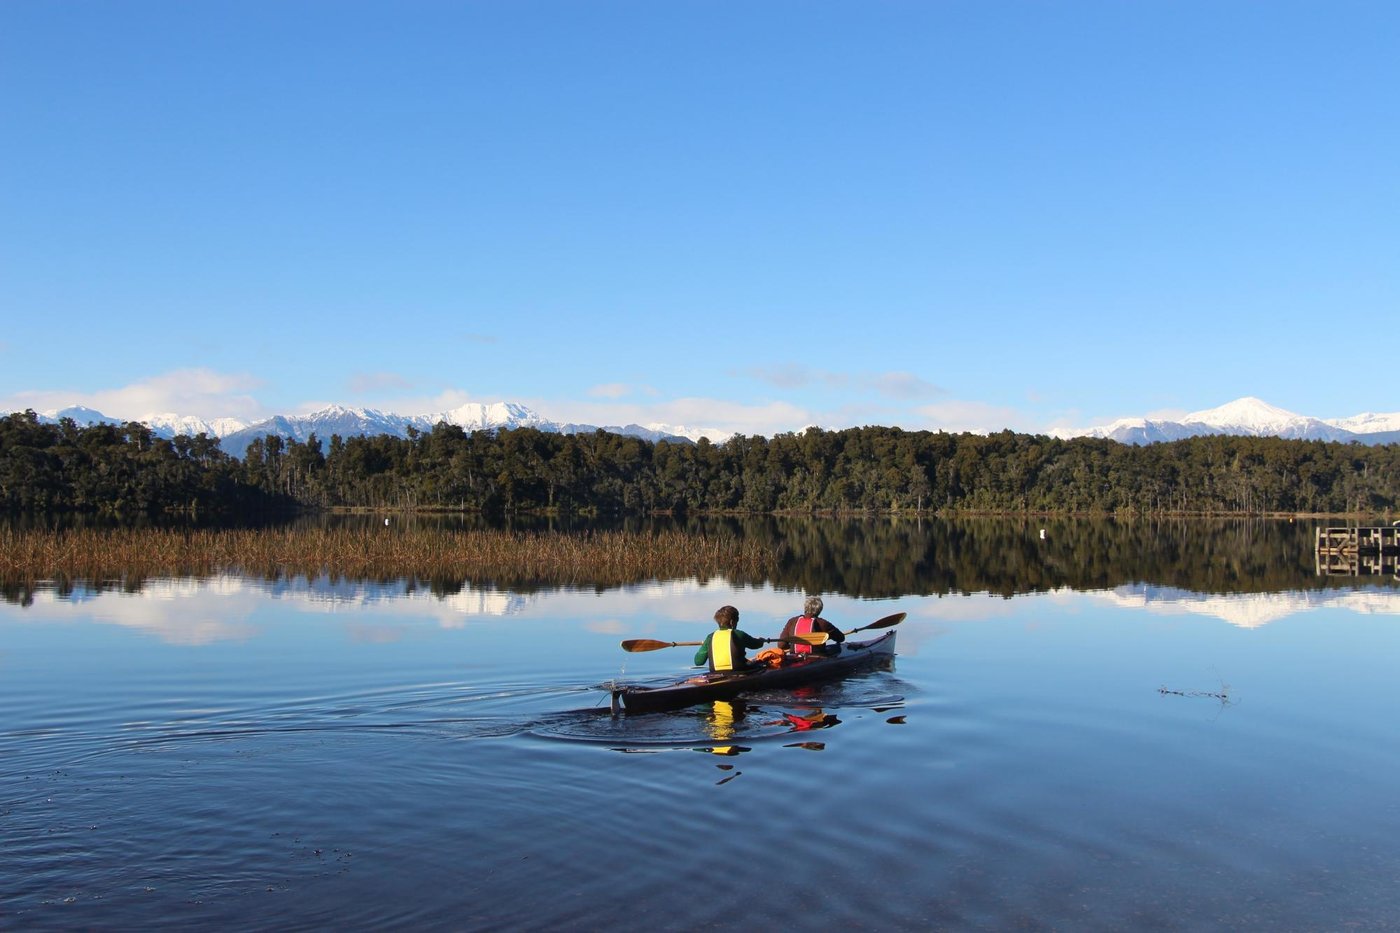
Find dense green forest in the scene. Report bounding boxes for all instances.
[2,409,1398,519]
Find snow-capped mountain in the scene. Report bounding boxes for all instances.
[33,406,250,438]
[1070,397,1400,445]
[44,405,125,429]
[432,402,547,432]
[142,412,250,438]
[213,404,714,457]
[19,402,722,458]
[553,421,714,444]
[20,394,1400,454]
[217,406,413,457]
[1328,411,1400,435]
[1181,397,1352,441]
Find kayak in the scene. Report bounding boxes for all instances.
[609,630,897,714]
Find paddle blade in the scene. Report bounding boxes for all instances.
[846,612,906,635]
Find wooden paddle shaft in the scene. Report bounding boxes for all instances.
[620,632,829,653]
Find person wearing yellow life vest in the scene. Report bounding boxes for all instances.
[694,605,766,672]
[778,595,846,657]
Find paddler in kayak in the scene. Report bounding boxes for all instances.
[694,605,767,672]
[778,596,846,657]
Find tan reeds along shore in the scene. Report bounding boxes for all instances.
[0,527,780,589]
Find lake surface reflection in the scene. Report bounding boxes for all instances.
[3,519,1399,930]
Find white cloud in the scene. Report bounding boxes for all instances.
[543,396,812,439]
[0,369,266,422]
[911,400,1036,434]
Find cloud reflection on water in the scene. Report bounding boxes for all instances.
[3,573,1399,647]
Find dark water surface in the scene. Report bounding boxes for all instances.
[4,520,1400,930]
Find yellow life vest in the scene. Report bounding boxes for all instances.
[711,629,736,671]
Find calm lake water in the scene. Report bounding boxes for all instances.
[3,519,1400,930]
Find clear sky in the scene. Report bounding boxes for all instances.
[3,2,1397,438]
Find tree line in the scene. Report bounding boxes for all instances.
[3,409,1398,519]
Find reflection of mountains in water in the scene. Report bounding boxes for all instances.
[1099,583,1400,629]
[6,575,532,644]
[10,569,1399,643]
[263,575,531,616]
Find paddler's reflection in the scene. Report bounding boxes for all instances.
[703,699,751,756]
[769,708,840,731]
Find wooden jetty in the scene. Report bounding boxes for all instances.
[1315,525,1400,577]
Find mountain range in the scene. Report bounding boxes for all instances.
[24,403,713,457]
[14,396,1400,455]
[1060,397,1400,445]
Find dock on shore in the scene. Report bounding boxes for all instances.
[1315,526,1400,577]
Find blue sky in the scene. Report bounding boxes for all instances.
[3,1,1397,438]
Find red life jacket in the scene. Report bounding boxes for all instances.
[791,616,815,655]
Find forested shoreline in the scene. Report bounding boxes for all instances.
[3,409,1398,520]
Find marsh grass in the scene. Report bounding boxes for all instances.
[0,527,781,592]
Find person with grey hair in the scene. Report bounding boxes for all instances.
[778,595,846,656]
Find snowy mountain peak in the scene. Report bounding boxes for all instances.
[1183,397,1303,432]
[1329,411,1400,434]
[14,399,723,454]
[305,404,390,421]
[434,401,546,431]
[43,405,122,425]
[1073,396,1400,445]
[141,412,249,437]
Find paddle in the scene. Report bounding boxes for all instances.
[621,632,829,653]
[842,611,906,636]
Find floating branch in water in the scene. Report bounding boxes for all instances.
[1158,683,1233,702]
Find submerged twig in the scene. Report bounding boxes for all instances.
[1158,680,1234,704]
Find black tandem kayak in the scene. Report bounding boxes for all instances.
[609,630,897,714]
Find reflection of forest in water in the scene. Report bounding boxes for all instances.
[4,516,1366,605]
[564,514,1372,598]
[697,516,1348,598]
[264,513,1348,596]
[395,514,1370,598]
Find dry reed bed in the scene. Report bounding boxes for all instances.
[0,527,780,587]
